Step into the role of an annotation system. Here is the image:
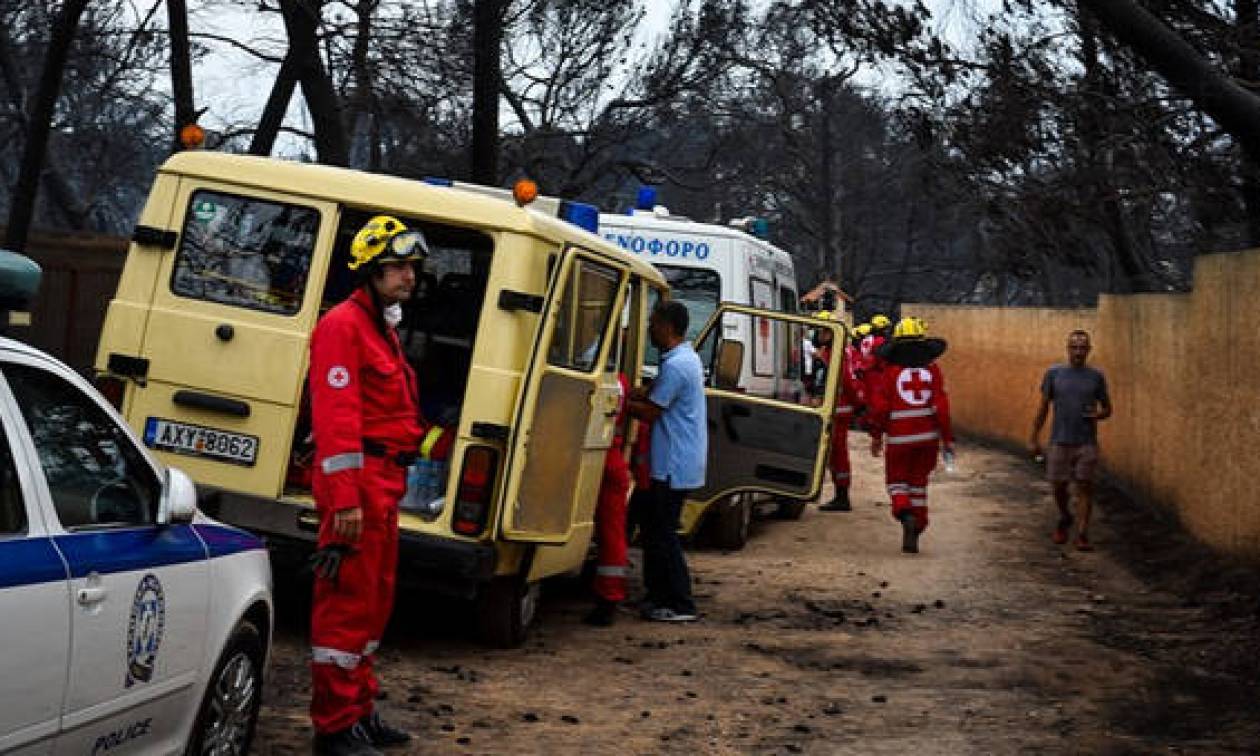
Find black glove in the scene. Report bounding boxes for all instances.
[308,543,353,584]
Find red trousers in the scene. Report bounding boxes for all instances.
[884,443,936,533]
[593,449,631,603]
[310,457,403,734]
[828,413,852,488]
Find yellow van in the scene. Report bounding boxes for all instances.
[94,152,844,646]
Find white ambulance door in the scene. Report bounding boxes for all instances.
[0,359,211,756]
[499,247,628,543]
[0,380,68,756]
[690,304,845,504]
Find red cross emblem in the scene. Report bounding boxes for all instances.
[897,368,933,405]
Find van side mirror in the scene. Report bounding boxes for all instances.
[158,467,198,525]
[715,340,744,390]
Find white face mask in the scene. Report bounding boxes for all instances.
[383,303,403,328]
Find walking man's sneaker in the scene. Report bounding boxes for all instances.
[644,606,699,622]
[314,722,383,756]
[819,488,852,512]
[359,711,411,748]
[900,512,920,554]
[1052,514,1073,545]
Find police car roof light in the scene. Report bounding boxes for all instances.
[636,186,658,211]
[559,200,600,234]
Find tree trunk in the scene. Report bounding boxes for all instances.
[1235,0,1260,245]
[279,0,349,166]
[347,0,376,169]
[167,0,196,152]
[1079,0,1260,163]
[815,78,835,280]
[249,51,300,156]
[4,0,90,253]
[471,0,503,184]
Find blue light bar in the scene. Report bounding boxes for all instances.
[635,186,657,211]
[559,200,600,234]
[422,176,454,187]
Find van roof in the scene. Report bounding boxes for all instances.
[599,211,797,277]
[161,152,665,284]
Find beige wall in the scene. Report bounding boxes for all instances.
[907,248,1260,559]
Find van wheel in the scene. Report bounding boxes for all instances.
[186,620,264,756]
[775,497,808,520]
[475,575,541,648]
[711,494,753,551]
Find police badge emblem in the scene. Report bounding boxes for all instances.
[125,574,166,688]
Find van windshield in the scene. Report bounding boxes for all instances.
[646,265,720,366]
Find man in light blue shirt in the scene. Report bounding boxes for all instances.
[628,300,706,622]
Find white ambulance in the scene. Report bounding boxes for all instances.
[600,202,816,546]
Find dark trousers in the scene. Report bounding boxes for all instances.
[640,480,695,613]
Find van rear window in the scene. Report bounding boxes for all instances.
[171,190,320,315]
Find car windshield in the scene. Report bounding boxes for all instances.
[647,265,721,367]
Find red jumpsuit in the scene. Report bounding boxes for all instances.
[593,374,632,603]
[867,362,952,533]
[828,366,864,488]
[308,287,424,735]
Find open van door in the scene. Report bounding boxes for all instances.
[690,304,845,505]
[498,247,628,543]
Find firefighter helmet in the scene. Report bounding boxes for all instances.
[854,323,873,337]
[814,310,833,321]
[893,317,927,340]
[349,215,429,271]
[870,313,892,330]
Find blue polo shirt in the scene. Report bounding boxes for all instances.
[649,341,707,490]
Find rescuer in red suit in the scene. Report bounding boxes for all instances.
[585,371,633,626]
[307,215,429,756]
[867,317,953,554]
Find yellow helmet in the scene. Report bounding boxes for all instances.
[893,316,927,340]
[854,323,873,337]
[814,310,833,321]
[870,313,892,330]
[349,215,429,271]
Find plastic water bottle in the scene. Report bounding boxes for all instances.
[942,449,957,474]
[401,462,425,513]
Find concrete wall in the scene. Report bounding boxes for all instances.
[908,248,1260,560]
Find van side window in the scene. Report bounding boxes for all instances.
[0,427,25,535]
[647,266,720,367]
[548,259,621,373]
[172,190,320,316]
[5,364,161,529]
[779,285,798,314]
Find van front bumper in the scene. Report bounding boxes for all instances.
[200,489,496,598]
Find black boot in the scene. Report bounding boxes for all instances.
[900,513,920,554]
[583,599,618,627]
[819,488,851,512]
[359,711,412,748]
[313,723,382,756]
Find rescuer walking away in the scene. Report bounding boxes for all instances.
[628,300,706,622]
[1030,330,1112,551]
[307,216,429,755]
[867,318,953,554]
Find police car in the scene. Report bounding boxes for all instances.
[0,251,272,755]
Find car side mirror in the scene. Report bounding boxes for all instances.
[158,467,198,525]
[715,339,744,390]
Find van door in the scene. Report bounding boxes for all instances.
[690,304,844,505]
[498,249,628,543]
[123,182,337,499]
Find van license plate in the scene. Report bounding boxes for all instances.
[144,417,259,467]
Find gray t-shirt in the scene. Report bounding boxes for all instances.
[1041,364,1110,445]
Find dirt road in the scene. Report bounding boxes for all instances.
[253,439,1260,754]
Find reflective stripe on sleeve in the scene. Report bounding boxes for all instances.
[596,565,629,578]
[886,431,940,445]
[890,407,936,420]
[835,405,854,414]
[312,646,362,669]
[321,452,364,474]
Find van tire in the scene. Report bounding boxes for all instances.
[775,497,808,520]
[474,575,540,648]
[186,619,264,756]
[711,494,752,551]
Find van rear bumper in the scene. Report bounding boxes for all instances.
[199,489,496,598]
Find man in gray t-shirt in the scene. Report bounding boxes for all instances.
[1030,330,1112,551]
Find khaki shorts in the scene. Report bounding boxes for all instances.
[1046,443,1098,483]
